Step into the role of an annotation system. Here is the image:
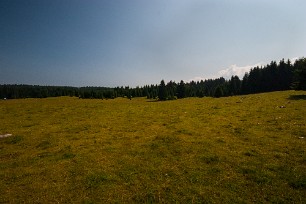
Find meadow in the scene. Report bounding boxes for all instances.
[0,90,305,203]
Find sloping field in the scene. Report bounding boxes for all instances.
[0,91,305,203]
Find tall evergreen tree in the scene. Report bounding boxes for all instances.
[292,58,306,90]
[177,80,186,98]
[229,75,241,95]
[158,80,167,100]
[241,73,250,94]
[214,86,224,98]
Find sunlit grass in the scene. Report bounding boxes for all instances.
[0,91,305,203]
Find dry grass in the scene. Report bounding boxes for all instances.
[0,91,306,203]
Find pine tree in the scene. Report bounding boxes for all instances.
[292,58,306,90]
[214,86,224,98]
[229,75,241,95]
[158,80,167,100]
[177,80,186,98]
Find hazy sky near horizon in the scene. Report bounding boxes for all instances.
[1,0,306,87]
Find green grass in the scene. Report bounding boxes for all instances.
[0,90,306,203]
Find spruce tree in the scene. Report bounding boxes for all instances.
[177,80,186,98]
[214,86,224,98]
[158,80,167,100]
[292,58,306,90]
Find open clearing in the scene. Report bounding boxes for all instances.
[0,91,306,203]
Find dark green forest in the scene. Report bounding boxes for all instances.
[1,57,306,100]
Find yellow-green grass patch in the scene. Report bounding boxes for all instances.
[0,91,305,203]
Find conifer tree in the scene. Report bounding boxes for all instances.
[214,85,224,98]
[158,80,167,100]
[292,58,306,90]
[177,80,186,98]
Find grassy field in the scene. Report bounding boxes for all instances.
[0,90,306,203]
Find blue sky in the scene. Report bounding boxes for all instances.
[1,0,306,87]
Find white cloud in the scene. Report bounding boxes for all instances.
[189,57,300,82]
[188,62,263,82]
[217,63,263,79]
[290,57,299,63]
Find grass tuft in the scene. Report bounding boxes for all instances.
[200,154,220,164]
[85,172,110,189]
[4,135,23,144]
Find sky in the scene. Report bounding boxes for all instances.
[1,0,306,87]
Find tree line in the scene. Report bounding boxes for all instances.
[1,57,305,100]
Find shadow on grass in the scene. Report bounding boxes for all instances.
[288,95,306,100]
[146,100,159,103]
